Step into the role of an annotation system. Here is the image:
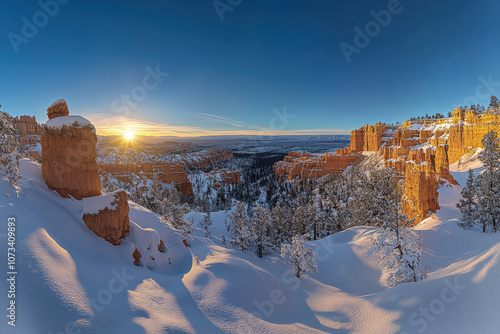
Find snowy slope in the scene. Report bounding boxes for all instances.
[1,158,500,333]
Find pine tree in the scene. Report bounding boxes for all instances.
[228,201,251,251]
[170,203,193,234]
[147,172,164,214]
[476,131,500,232]
[251,206,273,257]
[199,212,213,237]
[322,173,352,232]
[281,235,318,278]
[368,174,424,285]
[292,205,315,238]
[489,96,500,110]
[272,202,292,245]
[457,169,477,229]
[351,168,399,228]
[0,110,22,186]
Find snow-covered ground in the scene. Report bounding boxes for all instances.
[1,158,500,333]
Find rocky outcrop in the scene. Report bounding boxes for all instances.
[47,99,69,119]
[133,248,141,266]
[98,149,235,196]
[12,115,42,145]
[156,162,194,195]
[207,168,241,189]
[402,163,440,223]
[274,151,361,180]
[41,114,101,199]
[82,190,130,245]
[158,239,165,253]
[448,122,500,164]
[350,123,388,152]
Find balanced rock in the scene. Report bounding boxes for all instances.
[47,99,69,120]
[82,190,130,245]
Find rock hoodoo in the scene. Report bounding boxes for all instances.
[41,99,130,245]
[41,101,101,199]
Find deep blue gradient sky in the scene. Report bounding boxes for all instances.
[1,0,500,136]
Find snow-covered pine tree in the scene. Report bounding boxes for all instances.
[457,169,477,229]
[272,202,292,245]
[251,206,273,257]
[321,173,352,233]
[281,234,318,278]
[292,203,315,238]
[370,178,424,286]
[476,130,500,233]
[199,212,213,237]
[147,172,165,214]
[170,203,193,234]
[351,168,398,228]
[101,173,119,193]
[228,201,251,251]
[0,110,22,186]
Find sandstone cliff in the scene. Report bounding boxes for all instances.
[273,151,361,181]
[272,109,500,223]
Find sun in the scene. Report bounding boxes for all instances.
[124,130,135,141]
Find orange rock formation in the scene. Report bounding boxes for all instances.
[274,151,361,180]
[41,104,101,200]
[99,149,235,196]
[207,168,241,189]
[41,99,130,245]
[273,110,500,223]
[402,163,440,223]
[82,190,130,245]
[47,99,69,119]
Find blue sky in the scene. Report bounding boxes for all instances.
[1,0,500,136]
